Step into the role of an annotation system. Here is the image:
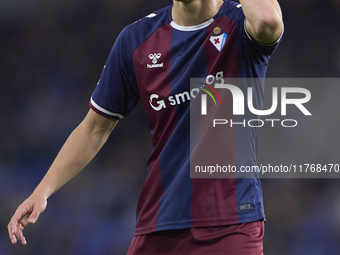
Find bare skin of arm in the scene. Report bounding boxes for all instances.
[8,109,118,245]
[240,0,283,44]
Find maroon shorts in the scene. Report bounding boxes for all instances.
[127,221,264,255]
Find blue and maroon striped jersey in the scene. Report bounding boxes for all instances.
[90,0,281,235]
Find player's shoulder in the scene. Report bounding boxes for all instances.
[220,0,245,20]
[122,5,171,37]
[112,5,171,58]
[223,0,243,12]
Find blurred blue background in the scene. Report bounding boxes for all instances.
[1,0,339,254]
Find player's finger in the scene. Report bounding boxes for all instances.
[19,214,30,227]
[8,206,31,244]
[8,215,22,243]
[7,222,18,244]
[14,223,27,246]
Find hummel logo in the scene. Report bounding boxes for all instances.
[147,53,164,68]
[149,53,161,64]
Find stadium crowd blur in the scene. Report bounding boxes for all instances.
[1,0,339,254]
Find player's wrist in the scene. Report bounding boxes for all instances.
[31,185,50,201]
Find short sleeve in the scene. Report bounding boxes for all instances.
[90,28,139,119]
[243,18,283,59]
[226,1,283,68]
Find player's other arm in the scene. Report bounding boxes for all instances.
[8,109,118,245]
[239,0,283,44]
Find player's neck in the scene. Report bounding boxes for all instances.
[172,0,224,26]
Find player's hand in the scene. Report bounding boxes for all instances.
[7,193,47,245]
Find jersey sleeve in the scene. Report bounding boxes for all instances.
[90,27,139,119]
[243,18,283,59]
[228,2,283,66]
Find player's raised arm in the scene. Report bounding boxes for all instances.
[8,109,118,245]
[239,0,283,44]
